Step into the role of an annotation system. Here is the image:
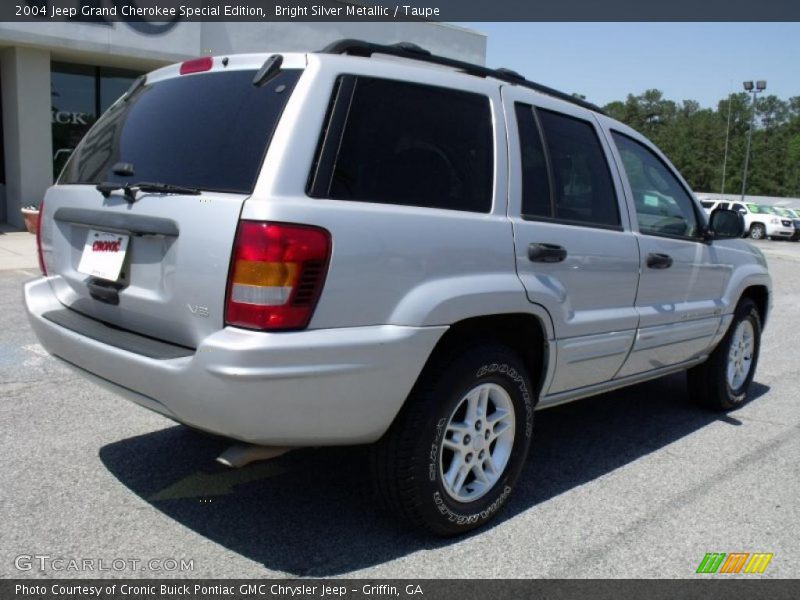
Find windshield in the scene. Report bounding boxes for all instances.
[774,207,797,218]
[59,68,301,194]
[746,203,774,215]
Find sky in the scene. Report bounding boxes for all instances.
[458,23,800,109]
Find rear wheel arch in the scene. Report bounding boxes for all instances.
[419,313,549,400]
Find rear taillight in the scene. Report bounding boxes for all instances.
[36,200,46,275]
[225,221,331,331]
[179,56,213,75]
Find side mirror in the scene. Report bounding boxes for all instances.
[707,208,745,240]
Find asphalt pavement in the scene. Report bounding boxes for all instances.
[1,235,798,578]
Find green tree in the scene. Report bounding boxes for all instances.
[602,89,800,198]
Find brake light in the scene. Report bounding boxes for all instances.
[225,221,331,331]
[36,200,46,275]
[179,56,213,75]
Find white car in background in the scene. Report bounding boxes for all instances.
[771,207,800,241]
[699,199,795,240]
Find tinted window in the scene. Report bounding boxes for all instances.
[730,203,745,213]
[538,109,620,227]
[321,77,493,213]
[60,69,301,194]
[612,132,699,238]
[515,103,551,218]
[700,201,714,209]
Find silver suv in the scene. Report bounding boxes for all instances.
[25,40,771,535]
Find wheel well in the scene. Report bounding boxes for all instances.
[423,314,547,395]
[741,285,769,327]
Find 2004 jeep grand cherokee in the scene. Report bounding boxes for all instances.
[25,40,771,535]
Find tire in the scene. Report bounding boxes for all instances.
[749,224,766,240]
[688,298,761,410]
[371,343,535,536]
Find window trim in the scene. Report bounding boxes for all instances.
[514,102,556,219]
[610,129,707,243]
[520,213,624,232]
[306,75,357,198]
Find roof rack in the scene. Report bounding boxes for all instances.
[320,39,605,115]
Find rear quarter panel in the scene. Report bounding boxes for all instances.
[242,55,553,337]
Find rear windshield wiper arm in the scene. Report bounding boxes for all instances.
[96,181,201,203]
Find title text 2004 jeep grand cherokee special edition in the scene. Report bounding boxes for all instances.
[25,40,771,535]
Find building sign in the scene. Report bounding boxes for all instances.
[52,110,91,125]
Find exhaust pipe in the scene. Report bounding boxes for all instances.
[216,444,292,468]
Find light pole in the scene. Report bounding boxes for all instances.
[741,80,766,202]
[720,92,732,196]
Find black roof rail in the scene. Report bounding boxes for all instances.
[319,38,605,115]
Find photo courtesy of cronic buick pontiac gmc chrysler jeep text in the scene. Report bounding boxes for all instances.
[24,40,771,535]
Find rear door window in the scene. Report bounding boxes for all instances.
[536,109,621,228]
[60,69,301,194]
[309,76,494,213]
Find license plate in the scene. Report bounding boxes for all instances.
[77,229,130,282]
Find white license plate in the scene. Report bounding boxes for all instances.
[77,229,130,282]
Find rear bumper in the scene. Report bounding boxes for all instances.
[25,277,446,445]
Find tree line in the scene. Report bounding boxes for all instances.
[599,91,800,198]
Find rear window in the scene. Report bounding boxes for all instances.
[59,68,301,194]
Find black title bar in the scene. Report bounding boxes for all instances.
[6,0,800,22]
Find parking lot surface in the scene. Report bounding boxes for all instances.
[1,239,799,578]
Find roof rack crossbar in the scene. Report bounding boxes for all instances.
[319,39,605,115]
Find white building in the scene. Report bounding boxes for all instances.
[0,19,485,228]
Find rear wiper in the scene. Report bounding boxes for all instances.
[96,181,201,203]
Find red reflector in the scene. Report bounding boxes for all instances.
[225,221,331,331]
[36,200,46,275]
[179,56,213,75]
